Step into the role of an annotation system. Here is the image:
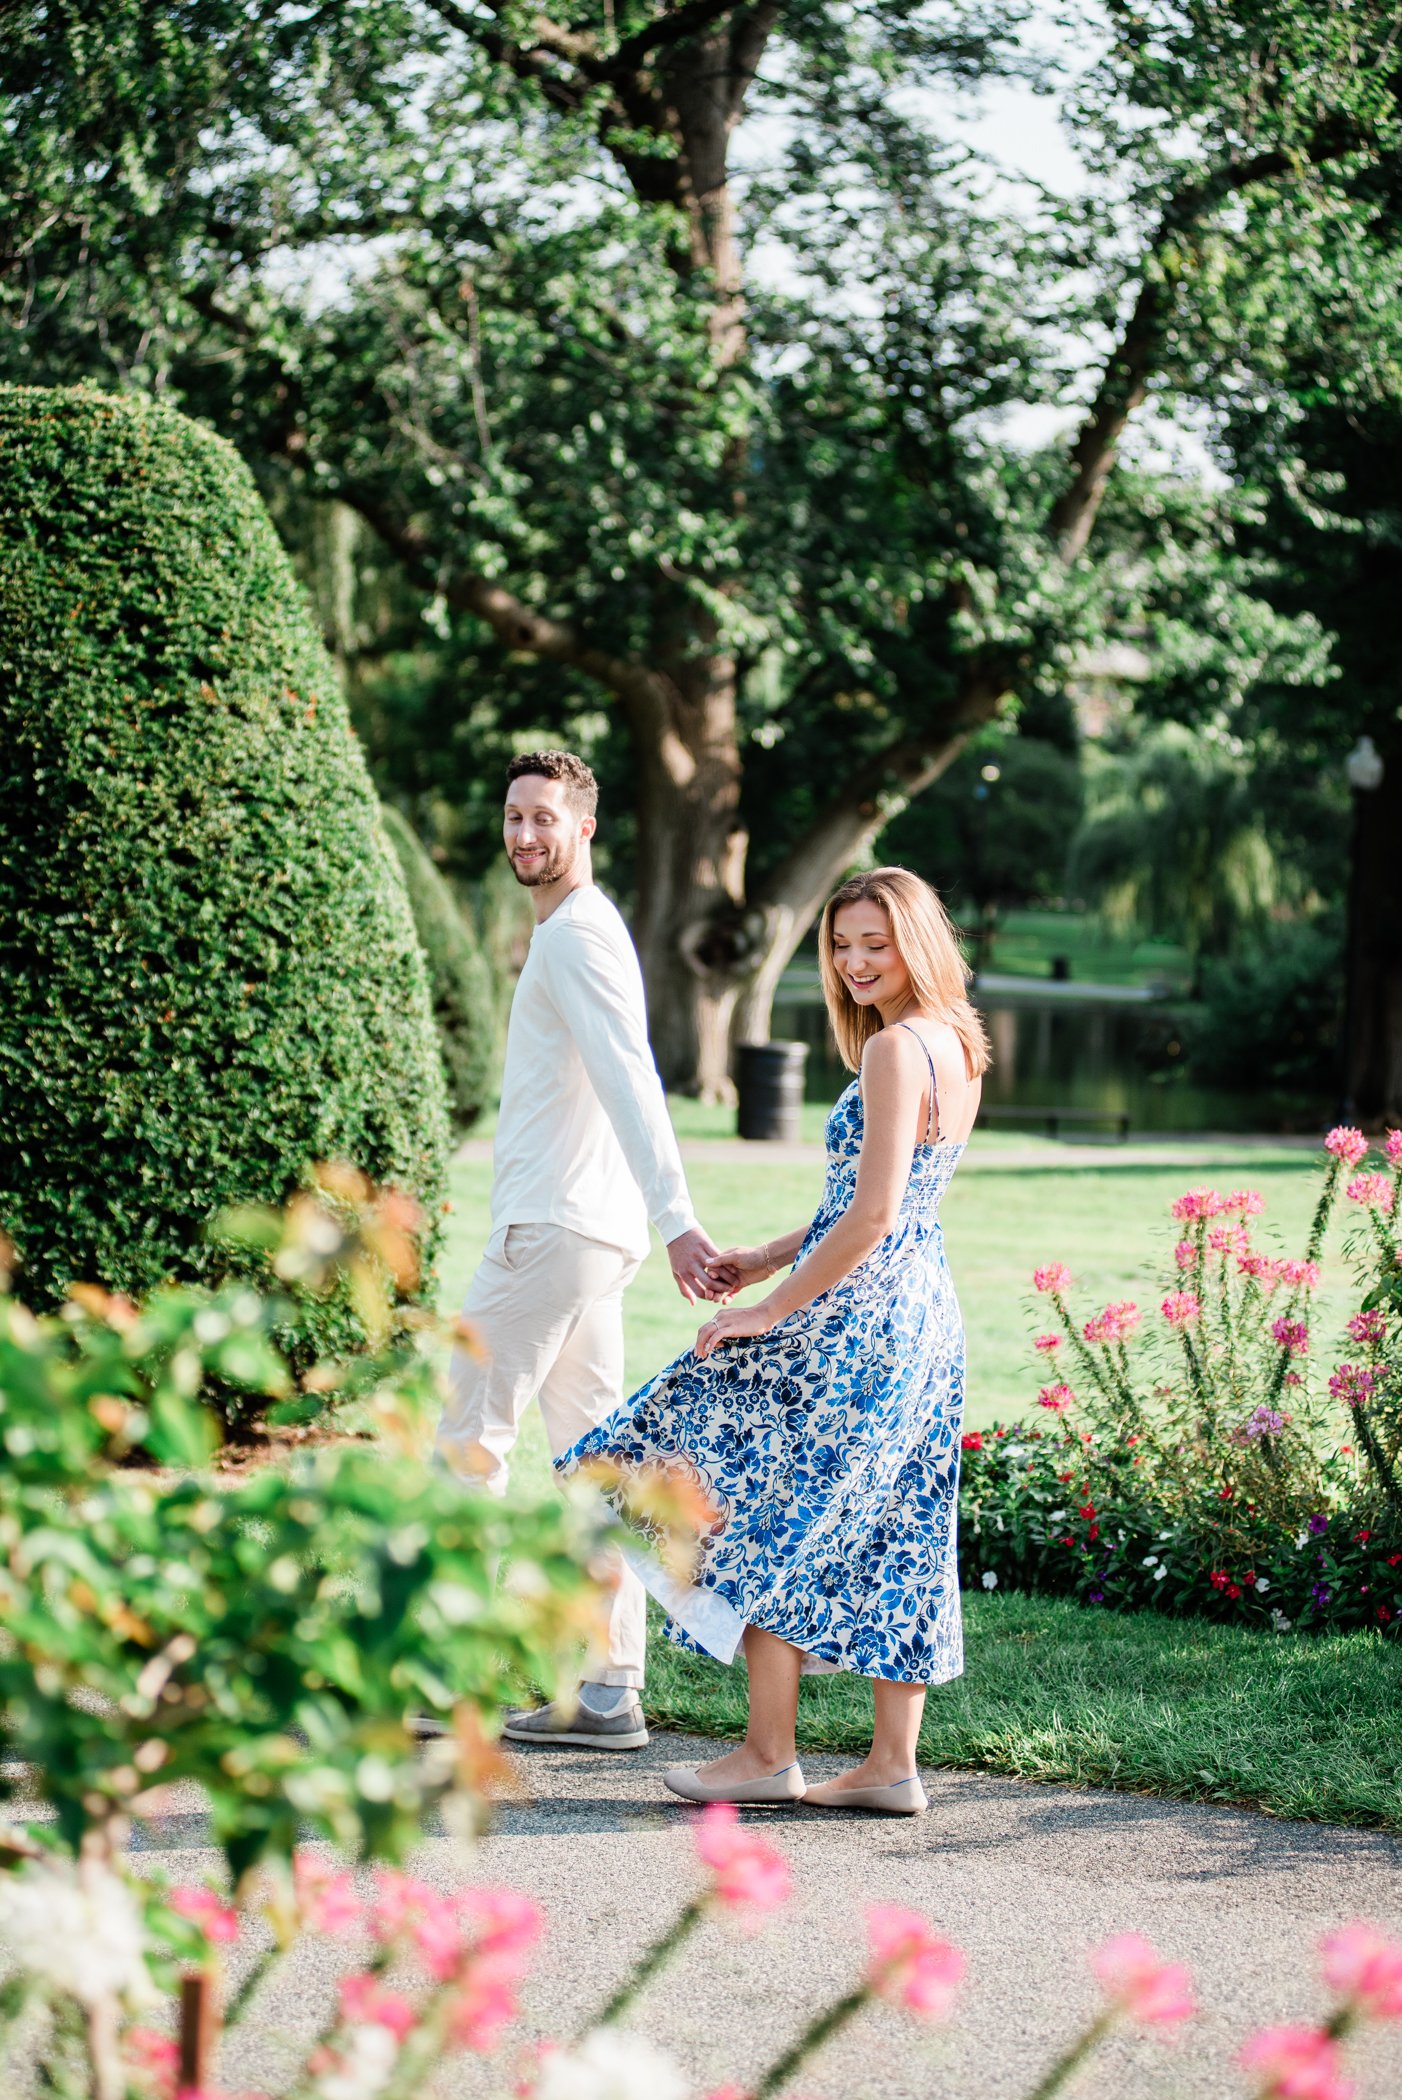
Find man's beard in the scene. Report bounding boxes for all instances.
[509,839,577,888]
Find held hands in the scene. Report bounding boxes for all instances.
[703,1243,780,1300]
[694,1299,779,1360]
[666,1225,725,1305]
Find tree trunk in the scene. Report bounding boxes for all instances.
[1343,724,1402,1122]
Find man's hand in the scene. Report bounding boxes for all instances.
[666,1225,723,1304]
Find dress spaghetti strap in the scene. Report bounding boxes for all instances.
[895,1021,940,1144]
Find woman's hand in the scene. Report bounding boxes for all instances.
[694,1300,778,1360]
[703,1243,778,1299]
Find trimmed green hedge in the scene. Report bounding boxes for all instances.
[381,805,497,1136]
[0,384,450,1336]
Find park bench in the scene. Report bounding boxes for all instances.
[975,1104,1132,1141]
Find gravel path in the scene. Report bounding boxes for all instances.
[110,1730,1402,2100]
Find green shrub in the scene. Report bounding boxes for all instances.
[1186,919,1342,1091]
[381,805,497,1135]
[0,385,450,1331]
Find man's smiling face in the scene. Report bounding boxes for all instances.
[503,773,593,887]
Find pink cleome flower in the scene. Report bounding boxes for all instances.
[695,1803,791,1918]
[1033,1263,1073,1294]
[1174,1239,1197,1271]
[1347,1309,1386,1347]
[1084,1300,1142,1345]
[447,1966,522,2052]
[1345,1172,1394,1212]
[1277,1259,1321,1291]
[340,1972,416,2042]
[1171,1187,1225,1222]
[1325,1126,1369,1168]
[1238,1252,1280,1288]
[1329,1363,1380,1409]
[293,1850,361,1937]
[1090,1932,1195,2026]
[169,1885,239,1945]
[1037,1383,1074,1413]
[1385,1130,1402,1166]
[1239,2023,1354,2100]
[123,2029,180,2097]
[865,1904,965,2020]
[1225,1189,1266,1216]
[459,1886,546,1969]
[1034,1332,1062,1353]
[1320,1921,1402,2019]
[1161,1291,1202,1329]
[1271,1316,1309,1358]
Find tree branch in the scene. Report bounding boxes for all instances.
[590,0,747,80]
[338,486,689,758]
[1047,138,1365,562]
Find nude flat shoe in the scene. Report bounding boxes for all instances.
[662,1761,807,1805]
[802,1774,929,1815]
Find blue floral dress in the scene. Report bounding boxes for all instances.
[557,1042,968,1686]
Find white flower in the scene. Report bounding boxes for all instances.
[1141,1554,1159,1568]
[315,2025,399,2100]
[1295,1532,1309,1549]
[1153,1566,1167,1581]
[981,1570,998,1590]
[1255,1577,1270,1593]
[1048,1509,1067,1521]
[0,1858,154,2008]
[532,2029,690,2100]
[1270,1609,1294,1634]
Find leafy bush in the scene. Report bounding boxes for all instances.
[1186,919,1343,1091]
[959,1128,1402,1633]
[0,384,450,1335]
[0,1196,612,1880]
[381,805,497,1135]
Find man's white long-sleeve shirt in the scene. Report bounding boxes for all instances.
[489,884,697,1260]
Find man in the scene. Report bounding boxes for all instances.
[436,749,718,1750]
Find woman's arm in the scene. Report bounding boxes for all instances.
[704,1223,809,1296]
[694,1030,923,1356]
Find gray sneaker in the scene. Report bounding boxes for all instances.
[502,1695,649,1751]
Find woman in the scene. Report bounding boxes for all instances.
[557,868,987,1815]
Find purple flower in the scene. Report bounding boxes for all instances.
[1308,1513,1329,1536]
[1311,1583,1331,1606]
[1088,1589,1105,1603]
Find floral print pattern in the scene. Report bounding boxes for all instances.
[557,1076,968,1686]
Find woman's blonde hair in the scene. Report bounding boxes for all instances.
[818,867,992,1078]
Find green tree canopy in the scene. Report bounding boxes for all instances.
[2,0,1397,1092]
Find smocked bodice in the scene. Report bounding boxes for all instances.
[819,1078,964,1225]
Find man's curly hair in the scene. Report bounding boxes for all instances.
[505,749,599,818]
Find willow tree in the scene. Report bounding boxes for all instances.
[4,0,1397,1092]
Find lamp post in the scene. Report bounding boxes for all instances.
[1340,735,1385,1121]
[969,762,1000,978]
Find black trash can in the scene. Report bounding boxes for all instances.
[736,1040,809,1141]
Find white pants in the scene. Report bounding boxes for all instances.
[436,1222,646,1687]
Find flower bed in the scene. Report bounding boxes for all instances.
[959,1128,1402,1635]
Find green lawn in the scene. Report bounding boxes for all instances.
[645,1592,1402,1833]
[440,1130,1360,1490]
[983,907,1192,990]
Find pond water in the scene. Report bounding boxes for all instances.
[772,978,1326,1136]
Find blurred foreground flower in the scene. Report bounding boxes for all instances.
[695,1804,791,1921]
[530,2028,690,2100]
[865,1905,965,2019]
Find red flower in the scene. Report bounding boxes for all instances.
[1088,1524,1100,1542]
[1227,1584,1242,1600]
[961,1431,984,1452]
[1355,1530,1373,1543]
